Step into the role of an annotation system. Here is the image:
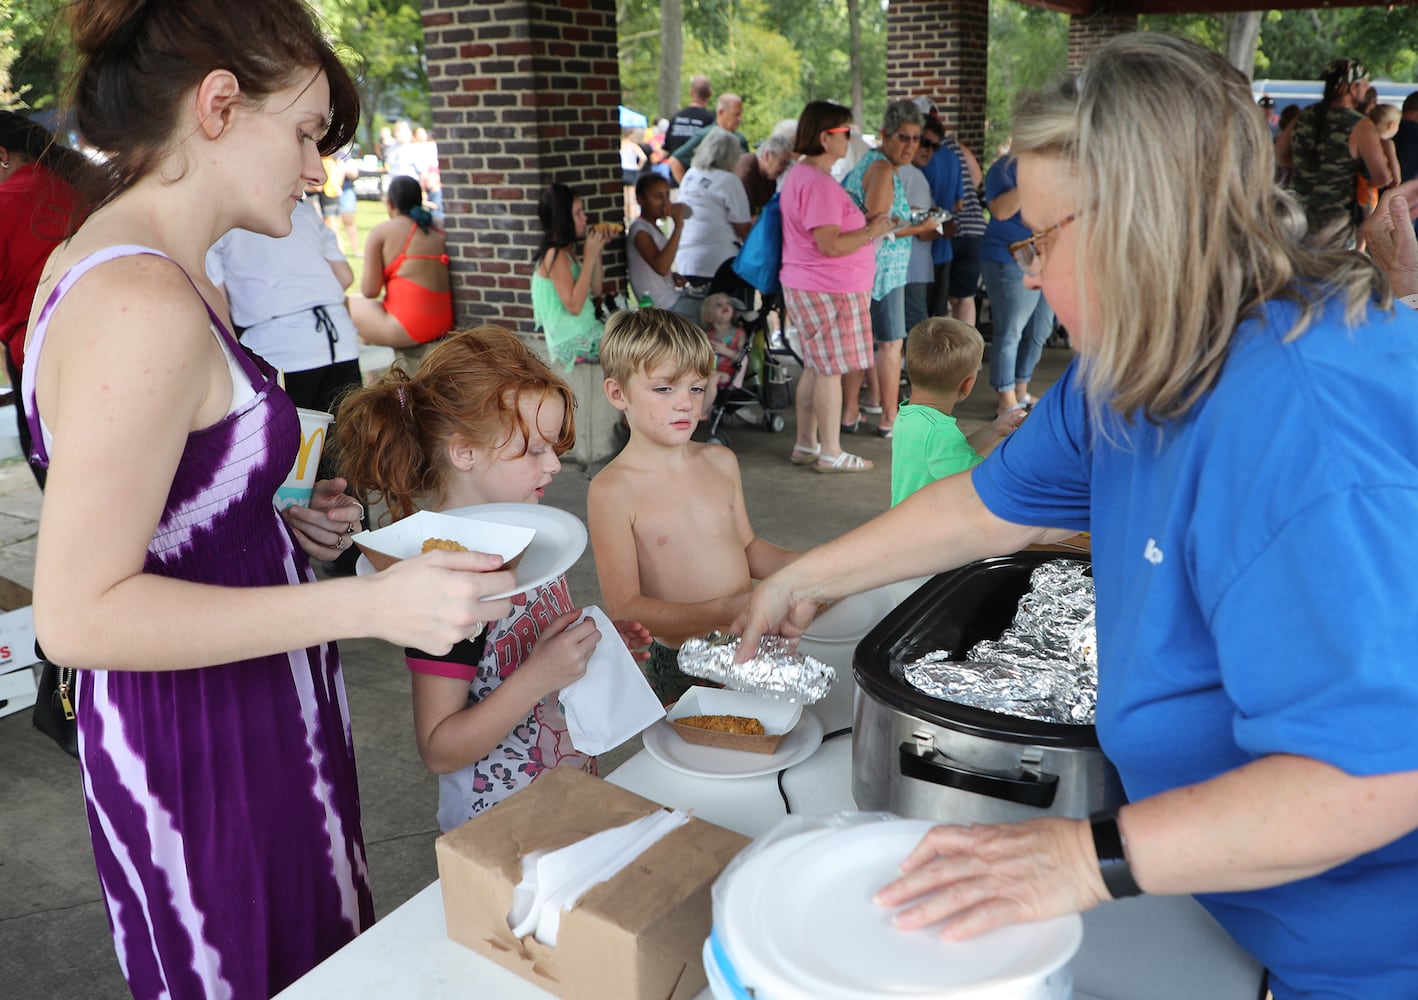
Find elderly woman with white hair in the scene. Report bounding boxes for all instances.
[736,120,798,216]
[674,126,754,284]
[842,99,943,438]
[736,33,1418,998]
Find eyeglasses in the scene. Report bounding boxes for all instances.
[1008,213,1078,275]
[888,131,922,145]
[919,138,941,151]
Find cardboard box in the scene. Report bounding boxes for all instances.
[436,767,750,1000]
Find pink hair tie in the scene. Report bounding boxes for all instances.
[397,387,407,410]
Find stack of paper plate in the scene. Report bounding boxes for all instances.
[708,820,1081,1000]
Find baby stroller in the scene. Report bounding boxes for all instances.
[701,260,797,448]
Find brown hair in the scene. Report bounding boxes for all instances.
[333,327,576,525]
[66,0,360,204]
[599,308,713,387]
[794,101,852,156]
[905,317,984,393]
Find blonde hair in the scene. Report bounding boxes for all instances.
[700,292,735,327]
[1012,32,1387,426]
[1369,103,1401,132]
[332,326,575,524]
[905,317,984,393]
[599,308,713,386]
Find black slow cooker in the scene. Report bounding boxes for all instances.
[852,551,1125,825]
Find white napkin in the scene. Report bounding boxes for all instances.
[559,606,664,755]
[507,808,690,946]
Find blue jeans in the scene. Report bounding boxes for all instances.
[981,258,1054,392]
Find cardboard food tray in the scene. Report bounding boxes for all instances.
[436,767,749,1000]
[667,687,802,756]
[353,509,534,572]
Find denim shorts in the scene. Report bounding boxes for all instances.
[870,284,908,343]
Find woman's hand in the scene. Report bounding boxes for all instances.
[369,550,517,653]
[523,609,601,697]
[613,618,653,662]
[874,818,1109,940]
[729,575,818,662]
[281,478,365,562]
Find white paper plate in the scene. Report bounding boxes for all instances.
[440,502,588,599]
[804,586,897,643]
[350,509,536,570]
[641,709,823,779]
[355,503,587,601]
[725,821,1082,999]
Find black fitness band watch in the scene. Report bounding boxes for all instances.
[1090,809,1143,899]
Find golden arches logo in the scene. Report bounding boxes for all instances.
[294,426,325,480]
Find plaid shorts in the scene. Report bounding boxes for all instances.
[782,286,873,376]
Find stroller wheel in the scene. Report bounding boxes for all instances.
[764,412,786,434]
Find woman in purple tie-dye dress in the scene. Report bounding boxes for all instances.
[24,3,518,997]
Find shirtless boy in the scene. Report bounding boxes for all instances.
[588,309,798,703]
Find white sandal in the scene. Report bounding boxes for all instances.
[814,451,873,474]
[789,444,821,466]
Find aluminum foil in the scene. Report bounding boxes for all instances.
[903,560,1097,724]
[677,632,836,704]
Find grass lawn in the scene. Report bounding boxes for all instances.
[343,199,391,291]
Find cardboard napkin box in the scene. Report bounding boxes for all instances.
[435,767,750,1000]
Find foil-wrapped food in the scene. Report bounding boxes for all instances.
[677,632,836,704]
[904,560,1097,724]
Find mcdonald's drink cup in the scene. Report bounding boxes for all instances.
[275,407,334,509]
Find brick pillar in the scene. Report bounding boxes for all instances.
[886,0,989,158]
[1067,9,1139,72]
[422,0,624,332]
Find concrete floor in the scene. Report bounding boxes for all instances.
[0,344,1072,999]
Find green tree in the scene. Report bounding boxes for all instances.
[986,0,1067,163]
[682,9,804,143]
[319,0,429,154]
[3,0,67,112]
[618,0,886,138]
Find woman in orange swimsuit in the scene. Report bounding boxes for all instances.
[350,175,453,348]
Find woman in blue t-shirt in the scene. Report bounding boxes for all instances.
[735,34,1418,999]
[980,152,1055,419]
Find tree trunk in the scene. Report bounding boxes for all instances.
[1222,11,1263,79]
[848,0,864,128]
[658,0,684,121]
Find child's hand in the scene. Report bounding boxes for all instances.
[993,407,1027,437]
[523,610,601,697]
[584,226,611,255]
[613,619,653,662]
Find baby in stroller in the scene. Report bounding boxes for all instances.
[699,292,746,420]
[698,290,792,446]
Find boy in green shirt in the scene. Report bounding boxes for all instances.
[891,317,1025,506]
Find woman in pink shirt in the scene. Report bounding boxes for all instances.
[780,101,895,473]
